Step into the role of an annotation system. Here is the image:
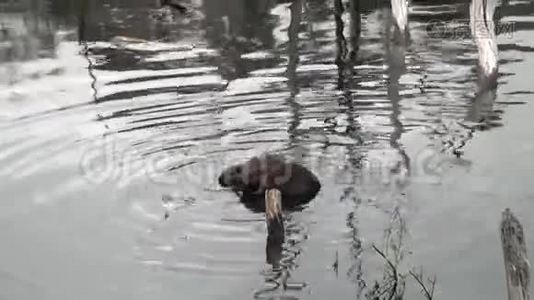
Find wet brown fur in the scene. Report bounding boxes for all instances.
[218,155,320,211]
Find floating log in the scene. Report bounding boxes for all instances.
[500,208,530,300]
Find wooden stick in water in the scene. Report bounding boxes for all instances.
[265,189,284,266]
[501,208,530,300]
[265,189,284,238]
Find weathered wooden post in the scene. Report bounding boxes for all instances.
[500,208,530,300]
[265,189,284,267]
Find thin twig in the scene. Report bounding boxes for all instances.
[409,270,435,300]
[372,244,398,300]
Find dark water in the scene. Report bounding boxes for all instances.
[1,0,534,299]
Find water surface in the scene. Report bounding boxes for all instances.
[1,0,534,299]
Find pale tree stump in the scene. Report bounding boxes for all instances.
[501,208,530,300]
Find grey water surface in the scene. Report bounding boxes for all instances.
[1,0,534,299]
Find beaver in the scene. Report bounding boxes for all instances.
[218,154,321,212]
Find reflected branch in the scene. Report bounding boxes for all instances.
[286,0,303,147]
[334,0,348,89]
[77,0,98,103]
[346,211,365,299]
[385,5,410,178]
[348,0,362,58]
[286,0,303,97]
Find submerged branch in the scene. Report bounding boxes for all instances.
[409,269,436,300]
[372,244,399,300]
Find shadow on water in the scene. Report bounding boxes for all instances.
[1,0,534,299]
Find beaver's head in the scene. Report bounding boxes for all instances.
[218,163,257,191]
[218,156,293,193]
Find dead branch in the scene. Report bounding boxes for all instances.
[372,244,399,300]
[409,269,436,300]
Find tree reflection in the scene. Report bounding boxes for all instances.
[385,3,410,180]
[466,0,499,130]
[1,0,527,299]
[0,1,60,63]
[203,0,275,81]
[334,1,366,298]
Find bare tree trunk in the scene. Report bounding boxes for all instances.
[501,209,530,300]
